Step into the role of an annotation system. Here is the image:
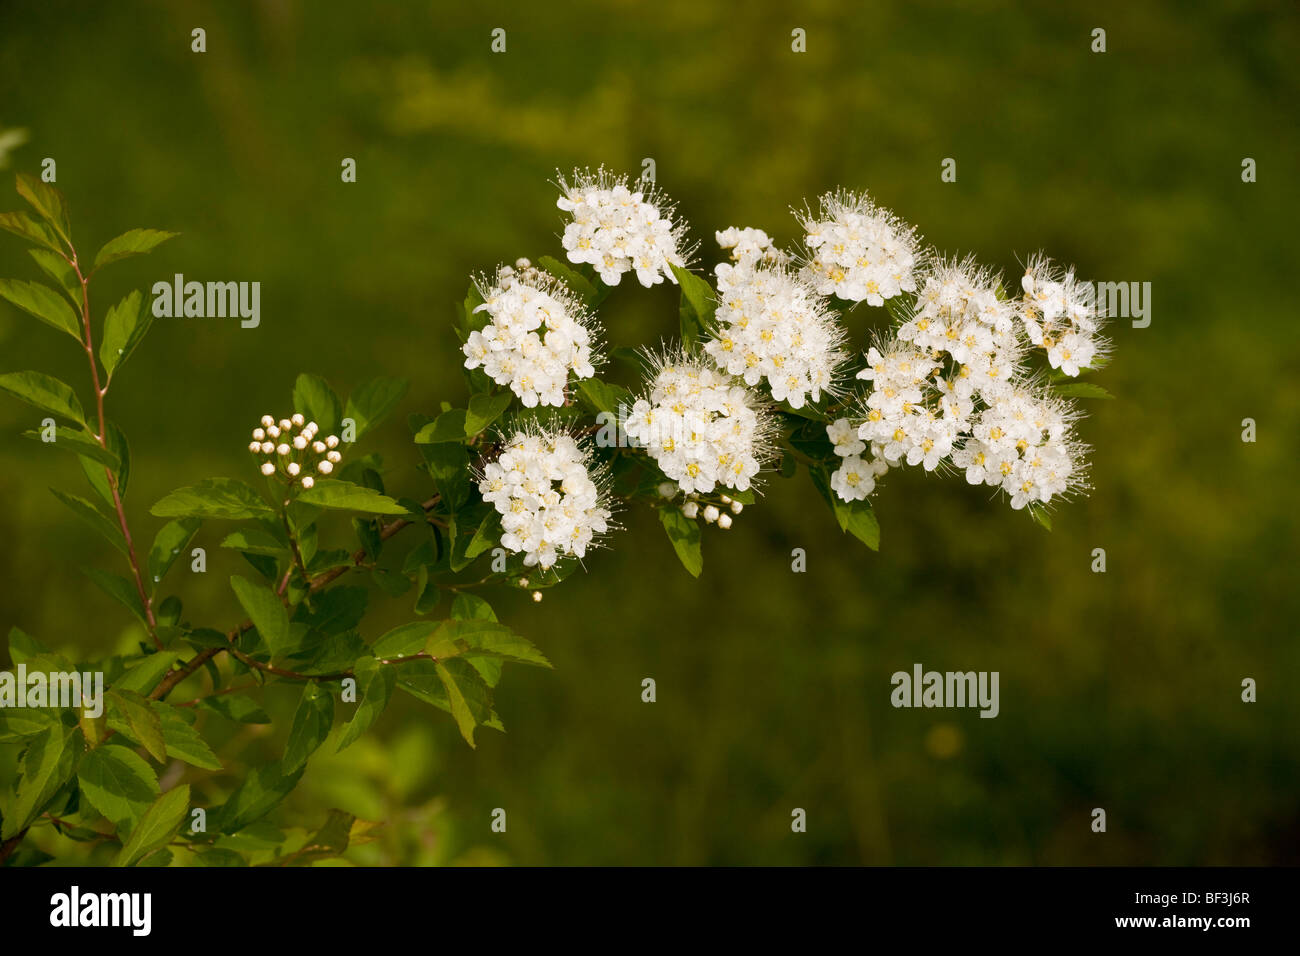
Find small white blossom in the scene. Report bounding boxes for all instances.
[623,348,777,495]
[557,167,693,288]
[260,462,275,476]
[478,426,613,570]
[798,190,921,305]
[717,513,732,529]
[1019,254,1110,377]
[463,264,602,409]
[703,505,720,523]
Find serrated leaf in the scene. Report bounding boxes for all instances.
[370,620,438,658]
[216,763,304,834]
[296,479,407,515]
[0,370,84,424]
[436,659,491,747]
[344,376,409,440]
[84,567,146,622]
[100,289,152,381]
[293,373,341,435]
[658,507,702,577]
[0,277,79,339]
[16,173,71,243]
[28,248,80,302]
[22,423,118,469]
[6,626,51,664]
[93,228,178,271]
[538,254,599,305]
[147,518,200,594]
[337,656,394,752]
[50,487,127,555]
[671,264,716,349]
[104,689,166,763]
[465,391,513,436]
[413,408,469,443]
[576,378,631,416]
[0,708,59,742]
[200,693,270,724]
[112,651,178,695]
[282,682,333,774]
[426,619,551,668]
[230,575,290,657]
[1,724,78,839]
[0,210,61,251]
[76,743,159,831]
[150,477,272,520]
[115,784,190,867]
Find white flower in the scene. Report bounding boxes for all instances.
[717,513,732,529]
[952,383,1089,509]
[730,500,743,514]
[287,462,300,476]
[477,426,613,570]
[291,413,305,427]
[301,476,314,489]
[260,415,274,428]
[703,505,719,523]
[1019,254,1110,377]
[260,462,275,476]
[715,226,783,271]
[682,500,699,519]
[826,418,865,458]
[704,258,847,409]
[623,348,777,495]
[556,167,692,288]
[248,441,261,453]
[830,454,889,501]
[248,412,342,484]
[798,190,921,305]
[318,460,333,474]
[463,264,602,409]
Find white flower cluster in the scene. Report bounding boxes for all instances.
[624,351,774,495]
[799,190,920,305]
[705,228,847,410]
[1019,254,1109,377]
[248,413,341,488]
[478,428,612,569]
[826,417,890,502]
[838,257,1090,510]
[463,261,600,408]
[556,168,691,288]
[953,385,1089,509]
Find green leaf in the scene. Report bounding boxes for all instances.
[466,391,513,436]
[451,592,497,621]
[370,621,438,658]
[76,743,160,831]
[1051,382,1115,400]
[16,172,71,243]
[2,724,78,839]
[0,708,59,742]
[671,264,717,349]
[436,659,492,747]
[337,656,395,752]
[293,373,342,435]
[0,370,84,424]
[6,626,51,664]
[220,526,286,556]
[658,507,703,577]
[283,682,334,774]
[216,762,305,834]
[21,423,118,469]
[116,785,190,867]
[106,689,167,763]
[809,465,881,550]
[79,420,129,507]
[154,705,223,770]
[151,477,272,520]
[427,619,552,668]
[423,441,471,511]
[0,277,80,340]
[93,228,179,272]
[111,651,178,695]
[413,408,469,443]
[263,808,357,866]
[84,567,147,622]
[230,575,290,657]
[50,488,127,555]
[577,378,631,416]
[296,478,407,515]
[0,210,61,252]
[538,254,599,305]
[147,518,200,594]
[28,248,81,302]
[100,289,152,381]
[344,376,409,440]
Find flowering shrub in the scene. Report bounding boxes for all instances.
[0,169,1110,865]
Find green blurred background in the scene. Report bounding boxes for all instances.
[1,0,1297,865]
